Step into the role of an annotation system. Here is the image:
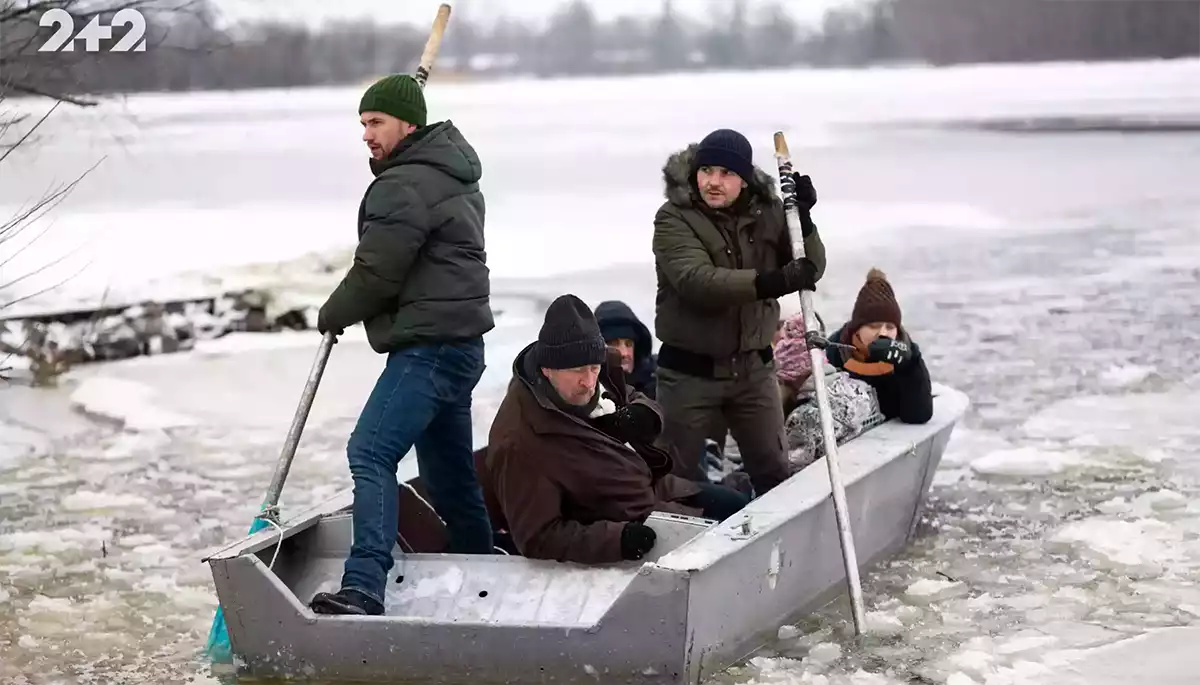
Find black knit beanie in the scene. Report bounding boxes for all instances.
[693,128,754,181]
[535,295,607,370]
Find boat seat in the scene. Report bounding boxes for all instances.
[396,473,520,556]
[396,478,448,554]
[473,447,522,555]
[642,511,717,562]
[473,447,509,532]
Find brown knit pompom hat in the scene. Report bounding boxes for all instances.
[847,267,902,336]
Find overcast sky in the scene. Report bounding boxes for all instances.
[210,0,861,29]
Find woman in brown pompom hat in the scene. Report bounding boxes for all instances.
[825,268,933,424]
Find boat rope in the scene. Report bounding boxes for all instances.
[254,508,287,570]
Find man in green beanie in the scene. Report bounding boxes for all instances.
[310,73,496,617]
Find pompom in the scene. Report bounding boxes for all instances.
[865,267,888,282]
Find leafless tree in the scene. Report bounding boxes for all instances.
[2,0,211,103]
[0,0,212,383]
[2,0,217,304]
[0,91,99,383]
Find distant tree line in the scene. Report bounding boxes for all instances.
[0,0,1197,100]
[3,0,911,98]
[891,0,1200,65]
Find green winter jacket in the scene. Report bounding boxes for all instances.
[319,120,494,352]
[652,144,827,361]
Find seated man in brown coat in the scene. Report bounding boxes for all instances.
[486,294,750,565]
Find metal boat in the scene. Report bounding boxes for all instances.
[203,383,969,684]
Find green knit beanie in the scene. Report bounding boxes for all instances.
[359,74,427,128]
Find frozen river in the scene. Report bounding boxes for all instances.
[2,59,1200,684]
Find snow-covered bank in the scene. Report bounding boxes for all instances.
[0,195,1018,323]
[62,329,379,433]
[0,288,322,386]
[55,289,551,438]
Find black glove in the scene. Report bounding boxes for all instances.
[789,173,819,238]
[595,403,661,444]
[754,258,818,300]
[316,308,343,337]
[620,522,656,561]
[866,336,911,366]
[792,173,817,212]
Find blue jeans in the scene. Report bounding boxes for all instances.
[340,338,493,606]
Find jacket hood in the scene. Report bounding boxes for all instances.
[513,342,546,401]
[370,120,482,184]
[661,143,780,209]
[594,300,653,364]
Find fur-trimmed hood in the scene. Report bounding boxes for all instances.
[661,143,780,209]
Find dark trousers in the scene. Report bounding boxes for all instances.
[657,354,790,496]
[340,338,493,606]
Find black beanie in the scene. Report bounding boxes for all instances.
[535,295,608,370]
[693,128,754,182]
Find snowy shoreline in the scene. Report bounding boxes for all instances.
[0,248,353,383]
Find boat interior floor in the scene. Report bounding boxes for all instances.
[266,484,714,624]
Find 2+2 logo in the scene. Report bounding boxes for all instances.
[38,8,147,53]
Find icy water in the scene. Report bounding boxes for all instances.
[3,60,1200,684]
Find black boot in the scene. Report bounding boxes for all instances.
[310,588,384,616]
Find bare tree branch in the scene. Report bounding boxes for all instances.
[0,159,99,293]
[0,99,59,161]
[1,254,96,311]
[3,82,97,106]
[1,0,214,104]
[0,111,30,142]
[0,162,95,246]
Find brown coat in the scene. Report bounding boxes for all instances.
[486,343,702,564]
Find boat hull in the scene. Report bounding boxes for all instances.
[204,384,969,683]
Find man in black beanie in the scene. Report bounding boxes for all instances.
[651,128,828,496]
[309,75,494,617]
[484,294,750,564]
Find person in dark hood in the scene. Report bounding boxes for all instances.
[309,74,495,617]
[486,294,750,565]
[825,268,933,425]
[595,300,657,399]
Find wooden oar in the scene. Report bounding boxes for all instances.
[773,131,867,635]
